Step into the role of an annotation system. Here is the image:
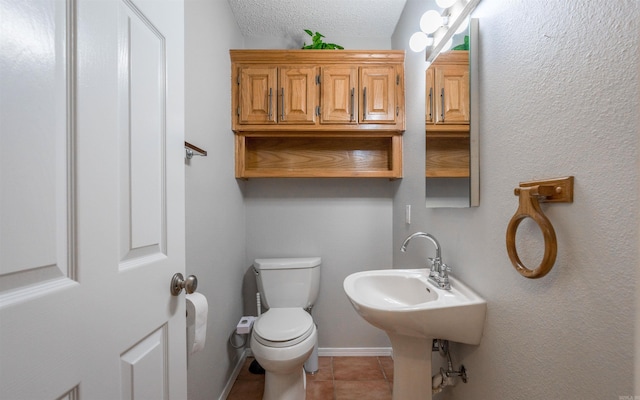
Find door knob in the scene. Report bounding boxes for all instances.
[170,273,198,296]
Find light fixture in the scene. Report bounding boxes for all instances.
[435,0,457,9]
[408,0,480,59]
[425,0,481,62]
[410,32,435,52]
[419,10,442,34]
[409,32,429,52]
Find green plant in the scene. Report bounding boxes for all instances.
[452,35,470,51]
[301,30,344,50]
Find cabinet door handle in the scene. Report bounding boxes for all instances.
[440,88,445,122]
[428,87,433,121]
[362,87,367,121]
[350,87,355,122]
[281,87,285,121]
[268,88,273,120]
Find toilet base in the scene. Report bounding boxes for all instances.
[263,366,306,400]
[251,325,317,400]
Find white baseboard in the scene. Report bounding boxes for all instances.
[318,347,393,357]
[243,347,392,359]
[218,349,249,400]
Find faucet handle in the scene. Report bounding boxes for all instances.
[428,257,442,266]
[427,258,438,278]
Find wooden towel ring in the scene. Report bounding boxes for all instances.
[506,177,573,278]
[506,186,557,278]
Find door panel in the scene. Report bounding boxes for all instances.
[120,325,169,400]
[118,0,166,267]
[320,66,357,124]
[435,65,469,124]
[0,0,75,299]
[0,0,186,398]
[238,66,277,125]
[279,66,317,124]
[360,66,396,124]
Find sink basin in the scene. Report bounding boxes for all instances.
[343,268,487,400]
[343,268,486,344]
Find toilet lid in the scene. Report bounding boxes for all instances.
[253,308,314,348]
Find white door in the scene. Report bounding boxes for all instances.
[0,0,187,398]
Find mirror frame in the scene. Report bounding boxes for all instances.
[469,18,479,206]
[425,18,479,208]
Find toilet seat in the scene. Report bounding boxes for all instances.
[253,308,314,348]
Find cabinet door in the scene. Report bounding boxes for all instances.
[360,66,397,124]
[434,64,469,124]
[426,68,435,124]
[279,66,317,124]
[320,66,358,124]
[239,66,277,124]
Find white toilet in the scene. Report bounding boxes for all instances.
[250,257,321,400]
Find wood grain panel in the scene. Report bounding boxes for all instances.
[426,137,470,178]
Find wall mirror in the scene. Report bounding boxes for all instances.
[425,18,478,208]
[409,0,480,208]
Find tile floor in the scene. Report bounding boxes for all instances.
[227,356,394,400]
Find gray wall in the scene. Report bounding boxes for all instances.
[393,0,639,398]
[184,1,246,399]
[244,180,393,350]
[241,35,395,351]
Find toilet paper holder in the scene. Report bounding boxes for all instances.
[170,273,198,296]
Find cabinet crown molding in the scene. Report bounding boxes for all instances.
[230,49,405,64]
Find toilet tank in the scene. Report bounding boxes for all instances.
[253,257,321,309]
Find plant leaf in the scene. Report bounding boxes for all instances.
[301,29,343,50]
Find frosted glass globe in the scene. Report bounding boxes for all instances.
[420,10,442,34]
[436,0,457,8]
[409,32,429,52]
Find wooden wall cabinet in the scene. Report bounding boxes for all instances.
[238,66,318,125]
[426,51,470,178]
[320,65,399,126]
[231,50,405,178]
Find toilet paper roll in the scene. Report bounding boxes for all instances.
[186,293,208,355]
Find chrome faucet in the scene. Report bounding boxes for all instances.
[400,232,451,290]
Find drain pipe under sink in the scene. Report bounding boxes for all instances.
[431,340,468,395]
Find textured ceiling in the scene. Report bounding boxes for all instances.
[227,0,408,42]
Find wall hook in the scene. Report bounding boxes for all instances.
[506,176,574,278]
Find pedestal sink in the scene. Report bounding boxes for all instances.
[343,269,487,400]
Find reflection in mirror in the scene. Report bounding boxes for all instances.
[426,18,479,208]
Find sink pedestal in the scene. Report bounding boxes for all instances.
[343,269,487,399]
[388,333,433,400]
